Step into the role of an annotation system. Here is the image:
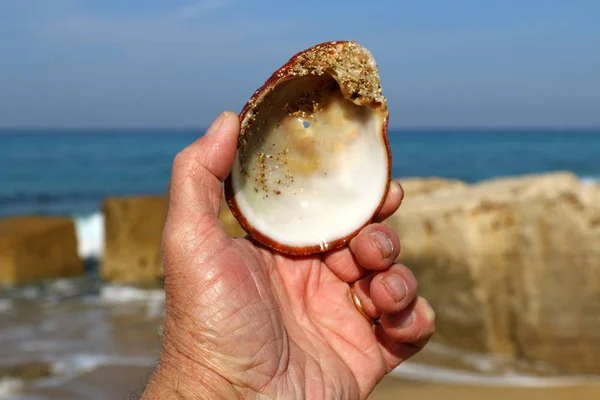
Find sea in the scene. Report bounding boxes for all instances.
[1,128,600,399]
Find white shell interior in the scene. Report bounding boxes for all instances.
[231,75,388,251]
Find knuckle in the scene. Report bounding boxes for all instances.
[172,148,190,170]
[173,149,201,180]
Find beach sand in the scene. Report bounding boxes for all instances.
[13,366,152,400]
[3,285,600,399]
[13,366,600,400]
[370,377,600,400]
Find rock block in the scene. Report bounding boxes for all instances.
[219,196,246,238]
[101,196,168,284]
[387,172,600,373]
[0,216,83,285]
[398,177,468,198]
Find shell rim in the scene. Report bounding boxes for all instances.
[224,40,392,256]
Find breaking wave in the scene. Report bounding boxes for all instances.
[73,212,104,260]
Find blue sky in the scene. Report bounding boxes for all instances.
[1,0,599,128]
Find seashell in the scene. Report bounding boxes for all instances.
[224,40,391,256]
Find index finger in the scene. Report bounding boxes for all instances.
[373,181,403,223]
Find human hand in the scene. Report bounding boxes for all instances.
[141,112,436,399]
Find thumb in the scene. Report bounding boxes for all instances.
[163,111,240,261]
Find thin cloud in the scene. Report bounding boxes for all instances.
[32,0,296,50]
[36,1,234,43]
[166,0,234,22]
[2,1,598,128]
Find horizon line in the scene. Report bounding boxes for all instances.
[1,125,600,132]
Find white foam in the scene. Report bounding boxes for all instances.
[99,285,166,318]
[581,175,600,185]
[392,362,600,387]
[51,355,106,377]
[73,212,104,259]
[50,354,156,378]
[421,342,514,373]
[0,377,23,397]
[50,354,155,378]
[24,354,158,390]
[99,285,165,303]
[0,299,12,313]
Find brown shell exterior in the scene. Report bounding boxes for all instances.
[224,40,392,256]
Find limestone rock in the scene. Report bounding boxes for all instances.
[582,181,600,206]
[0,216,83,285]
[397,177,467,198]
[219,196,247,238]
[509,175,600,374]
[101,189,248,285]
[387,172,600,374]
[101,196,168,284]
[0,361,52,381]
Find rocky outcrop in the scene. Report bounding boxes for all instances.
[101,193,246,285]
[398,177,467,198]
[219,196,246,238]
[0,361,52,381]
[101,196,168,284]
[387,172,600,374]
[0,217,83,285]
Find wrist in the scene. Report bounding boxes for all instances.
[141,349,240,400]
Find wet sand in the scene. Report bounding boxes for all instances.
[370,377,600,400]
[15,366,153,400]
[2,283,600,399]
[13,366,600,400]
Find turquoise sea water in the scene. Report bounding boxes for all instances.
[1,129,599,218]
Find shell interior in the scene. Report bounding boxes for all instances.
[230,71,389,252]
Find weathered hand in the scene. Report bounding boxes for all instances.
[142,112,436,399]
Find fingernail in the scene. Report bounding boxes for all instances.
[370,231,393,258]
[392,181,404,202]
[421,299,436,323]
[205,112,228,136]
[388,310,415,329]
[381,275,407,303]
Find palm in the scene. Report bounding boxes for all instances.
[166,237,386,399]
[249,241,388,398]
[149,113,435,400]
